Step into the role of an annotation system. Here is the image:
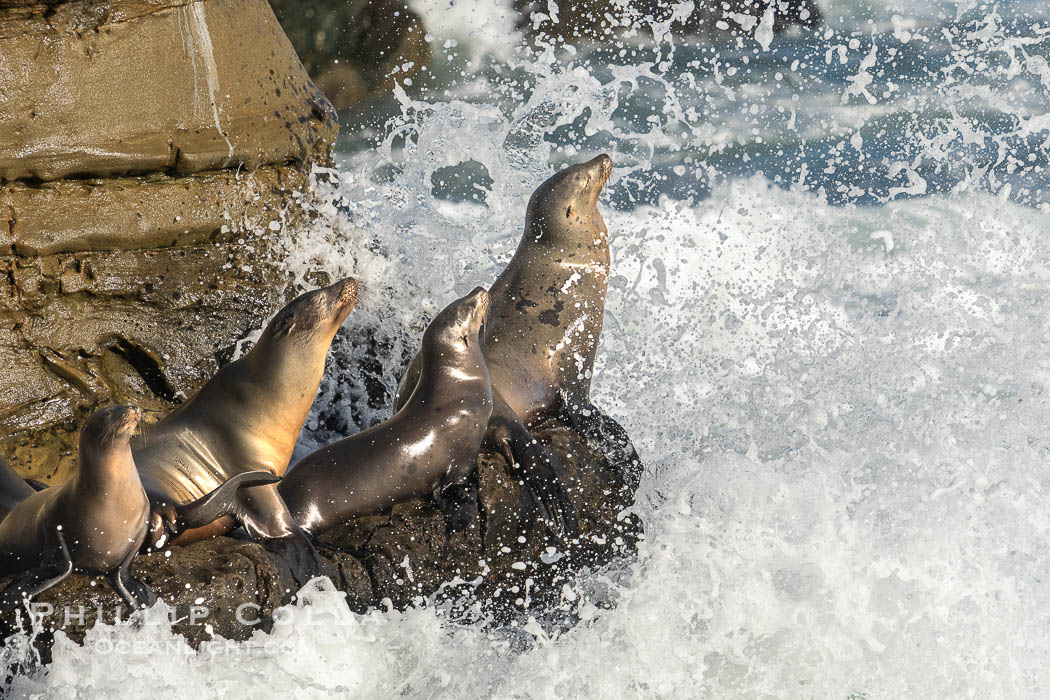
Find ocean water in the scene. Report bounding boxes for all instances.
[7,0,1050,697]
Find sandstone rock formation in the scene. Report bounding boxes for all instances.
[0,0,338,482]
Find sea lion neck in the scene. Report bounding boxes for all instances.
[418,338,485,391]
[241,331,329,389]
[405,328,485,410]
[522,202,607,251]
[76,428,139,496]
[218,347,324,442]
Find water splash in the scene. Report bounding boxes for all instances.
[7,0,1050,696]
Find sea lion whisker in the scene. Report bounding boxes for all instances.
[347,282,390,314]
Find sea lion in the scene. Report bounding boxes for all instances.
[396,154,616,534]
[133,277,358,582]
[0,406,155,608]
[0,456,33,522]
[280,287,492,535]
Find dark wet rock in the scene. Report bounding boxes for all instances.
[0,414,644,653]
[268,0,431,110]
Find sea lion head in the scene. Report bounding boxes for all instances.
[265,276,360,346]
[425,286,490,355]
[525,154,612,241]
[81,405,142,450]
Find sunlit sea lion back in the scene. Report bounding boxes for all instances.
[133,278,358,579]
[0,406,155,608]
[282,287,493,535]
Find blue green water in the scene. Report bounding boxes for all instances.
[340,0,1050,210]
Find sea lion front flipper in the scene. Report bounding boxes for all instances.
[143,471,282,551]
[23,479,49,492]
[175,471,283,530]
[0,529,74,608]
[262,533,330,588]
[108,546,156,609]
[145,501,180,550]
[236,482,334,586]
[487,399,579,538]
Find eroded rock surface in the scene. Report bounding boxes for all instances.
[0,0,336,182]
[0,0,338,480]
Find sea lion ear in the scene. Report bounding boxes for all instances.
[456,305,473,326]
[565,205,574,219]
[270,311,296,338]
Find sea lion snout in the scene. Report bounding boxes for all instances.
[591,153,613,186]
[461,287,490,344]
[462,287,490,336]
[111,405,143,437]
[332,276,360,309]
[467,286,490,316]
[572,154,612,191]
[121,406,144,431]
[323,276,360,326]
[88,404,143,440]
[582,154,613,203]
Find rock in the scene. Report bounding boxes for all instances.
[0,0,338,481]
[268,0,431,110]
[0,413,644,655]
[0,0,336,182]
[514,0,823,43]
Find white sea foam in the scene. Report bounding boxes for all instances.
[409,0,521,59]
